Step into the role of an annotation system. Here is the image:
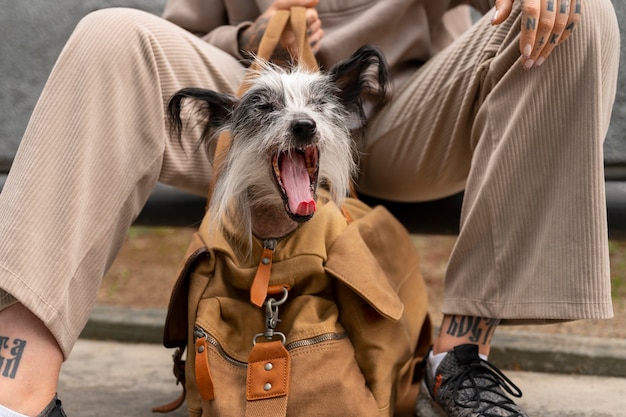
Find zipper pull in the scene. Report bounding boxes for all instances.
[250,239,277,308]
[194,329,215,401]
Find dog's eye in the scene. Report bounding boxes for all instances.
[257,102,275,112]
[310,95,332,111]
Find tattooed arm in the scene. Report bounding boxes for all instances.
[492,0,582,69]
[238,0,324,63]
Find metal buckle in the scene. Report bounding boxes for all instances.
[253,287,288,345]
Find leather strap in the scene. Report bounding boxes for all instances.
[250,246,274,308]
[207,131,232,201]
[195,337,215,401]
[251,7,317,73]
[151,390,186,414]
[252,9,290,68]
[245,340,291,417]
[288,7,317,71]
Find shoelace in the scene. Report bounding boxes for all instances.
[439,357,524,417]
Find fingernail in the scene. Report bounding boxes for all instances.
[535,57,545,67]
[491,8,499,23]
[523,44,532,58]
[523,58,535,70]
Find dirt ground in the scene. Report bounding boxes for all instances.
[98,227,626,339]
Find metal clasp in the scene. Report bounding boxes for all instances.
[253,287,288,345]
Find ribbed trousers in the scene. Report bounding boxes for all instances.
[0,1,620,358]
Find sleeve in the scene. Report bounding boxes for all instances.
[450,0,495,15]
[469,0,495,14]
[162,0,254,59]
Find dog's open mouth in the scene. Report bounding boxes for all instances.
[272,145,319,220]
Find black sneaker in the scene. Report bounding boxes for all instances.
[37,395,67,417]
[415,344,528,417]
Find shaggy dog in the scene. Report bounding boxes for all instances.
[168,45,389,252]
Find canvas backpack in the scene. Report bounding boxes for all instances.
[154,8,432,417]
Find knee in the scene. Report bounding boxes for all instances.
[67,8,162,60]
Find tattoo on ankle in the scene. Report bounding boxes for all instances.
[0,335,26,379]
[445,317,499,346]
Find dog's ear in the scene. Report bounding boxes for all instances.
[168,88,238,147]
[327,45,389,118]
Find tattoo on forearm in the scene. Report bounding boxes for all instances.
[445,317,499,345]
[239,16,292,64]
[239,16,270,55]
[0,335,26,379]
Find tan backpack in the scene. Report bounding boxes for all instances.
[155,8,432,417]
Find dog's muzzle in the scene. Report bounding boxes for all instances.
[272,143,319,220]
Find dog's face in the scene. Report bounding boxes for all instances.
[231,66,354,222]
[169,46,388,243]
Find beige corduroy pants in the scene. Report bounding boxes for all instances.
[0,1,620,358]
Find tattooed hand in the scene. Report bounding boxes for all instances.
[238,0,324,64]
[492,0,582,70]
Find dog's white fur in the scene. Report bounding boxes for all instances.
[169,46,388,254]
[214,62,356,238]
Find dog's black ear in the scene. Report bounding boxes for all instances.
[327,45,389,117]
[168,88,238,146]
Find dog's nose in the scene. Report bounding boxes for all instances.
[291,119,317,141]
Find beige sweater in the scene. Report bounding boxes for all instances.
[162,0,494,91]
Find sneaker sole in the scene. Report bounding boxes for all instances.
[414,380,446,417]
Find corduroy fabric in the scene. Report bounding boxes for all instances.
[358,1,619,323]
[0,0,620,358]
[0,9,246,358]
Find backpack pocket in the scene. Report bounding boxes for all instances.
[191,294,381,416]
[194,324,380,417]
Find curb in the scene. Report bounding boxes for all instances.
[81,304,626,378]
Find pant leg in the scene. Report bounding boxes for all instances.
[358,0,620,322]
[0,8,245,358]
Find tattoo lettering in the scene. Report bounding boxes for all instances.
[0,336,27,379]
[479,319,499,345]
[445,317,500,345]
[547,0,555,12]
[565,21,575,32]
[575,0,582,14]
[560,0,569,14]
[526,17,537,30]
[446,317,480,341]
[550,33,559,44]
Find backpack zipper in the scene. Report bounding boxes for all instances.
[285,332,348,350]
[194,326,247,368]
[194,325,347,367]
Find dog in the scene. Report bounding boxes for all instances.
[160,47,430,415]
[168,45,389,253]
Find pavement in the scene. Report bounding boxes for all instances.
[57,305,626,416]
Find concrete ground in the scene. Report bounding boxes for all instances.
[58,338,626,417]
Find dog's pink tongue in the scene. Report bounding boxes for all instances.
[281,152,316,216]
